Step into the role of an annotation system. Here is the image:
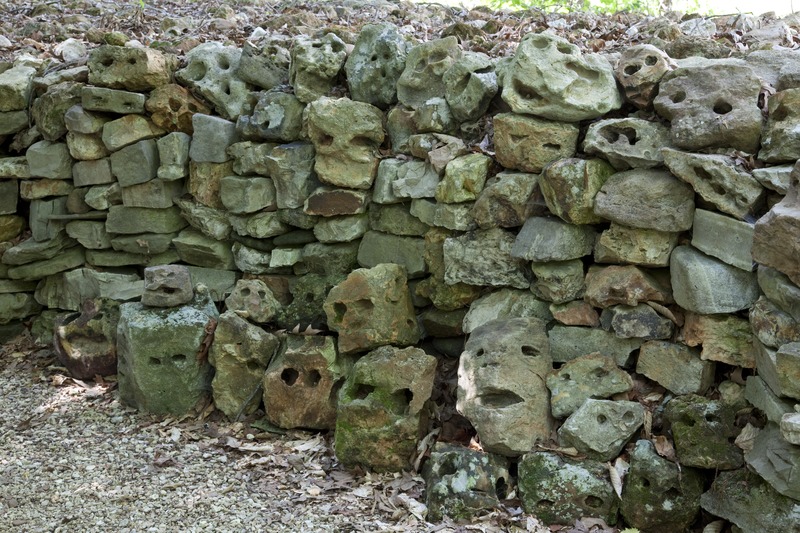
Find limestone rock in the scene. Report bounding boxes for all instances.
[665,395,743,470]
[752,184,800,287]
[594,223,678,267]
[88,45,174,91]
[410,198,476,232]
[583,118,671,170]
[758,265,800,322]
[501,32,621,121]
[511,217,596,262]
[356,231,427,278]
[290,33,346,103]
[141,265,193,308]
[759,88,800,162]
[101,114,165,152]
[585,265,672,308]
[471,171,544,229]
[683,312,755,368]
[414,228,482,312]
[110,139,159,187]
[105,205,186,235]
[397,37,461,109]
[0,292,41,324]
[345,23,407,109]
[7,246,85,281]
[392,160,440,199]
[529,260,584,304]
[53,299,119,379]
[64,220,110,249]
[189,114,238,164]
[81,86,145,114]
[745,376,797,425]
[435,153,491,204]
[745,423,800,500]
[462,288,551,334]
[637,340,715,395]
[753,165,793,194]
[444,228,530,289]
[31,81,83,141]
[443,52,498,123]
[146,84,212,135]
[614,44,676,108]
[72,158,113,187]
[173,228,235,270]
[264,142,318,210]
[0,65,36,112]
[236,90,304,143]
[549,325,642,367]
[540,158,615,225]
[33,268,141,311]
[558,399,644,461]
[600,304,674,340]
[781,413,800,445]
[691,209,754,271]
[26,140,73,179]
[547,353,633,419]
[493,113,578,173]
[237,38,290,90]
[549,300,600,327]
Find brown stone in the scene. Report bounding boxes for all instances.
[749,297,800,349]
[549,301,601,327]
[304,187,369,217]
[584,265,673,308]
[188,161,234,209]
[682,312,756,368]
[145,84,212,134]
[53,299,120,379]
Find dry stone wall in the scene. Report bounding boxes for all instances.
[2,15,800,530]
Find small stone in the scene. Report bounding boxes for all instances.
[752,183,800,287]
[368,203,429,236]
[265,142,318,209]
[600,304,674,340]
[547,354,633,419]
[236,90,303,142]
[392,160,440,199]
[745,423,800,500]
[752,165,793,194]
[72,158,114,187]
[219,175,276,214]
[471,171,545,229]
[121,178,182,208]
[7,246,85,281]
[636,340,715,395]
[20,179,73,200]
[141,265,193,307]
[65,220,111,249]
[224,279,281,324]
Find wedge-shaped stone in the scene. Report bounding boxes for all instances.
[691,209,754,271]
[66,130,110,162]
[752,184,800,287]
[26,140,73,179]
[547,354,633,419]
[493,113,578,173]
[600,304,674,340]
[549,325,642,367]
[156,132,190,181]
[444,228,530,289]
[33,268,142,311]
[102,114,165,152]
[7,246,85,281]
[637,340,715,395]
[745,423,800,500]
[558,399,644,461]
[81,86,145,114]
[173,228,235,270]
[583,118,671,170]
[665,395,743,470]
[745,375,797,425]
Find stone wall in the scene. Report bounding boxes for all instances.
[1,17,800,530]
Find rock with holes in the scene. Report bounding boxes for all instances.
[116,286,218,415]
[423,443,510,522]
[87,45,175,91]
[501,32,621,122]
[665,395,743,470]
[236,90,304,143]
[345,23,407,109]
[670,245,759,314]
[600,304,674,340]
[323,263,420,354]
[558,399,644,461]
[237,38,290,90]
[493,113,579,174]
[752,177,800,287]
[653,59,763,153]
[307,97,384,190]
[443,51,498,123]
[209,311,280,419]
[397,37,461,109]
[614,44,676,108]
[53,299,119,379]
[290,33,346,103]
[274,273,346,331]
[461,288,552,334]
[583,118,672,170]
[471,171,546,229]
[621,440,704,532]
[265,142,318,209]
[224,279,282,324]
[457,317,553,456]
[759,88,800,163]
[594,168,695,232]
[335,345,437,472]
[661,149,764,220]
[745,423,800,500]
[540,158,615,225]
[263,335,352,430]
[145,84,212,135]
[175,42,253,120]
[81,86,145,114]
[637,340,715,395]
[444,228,531,289]
[683,312,755,368]
[546,353,633,419]
[511,217,596,263]
[141,265,193,308]
[518,452,619,526]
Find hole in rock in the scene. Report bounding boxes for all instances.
[218,56,230,70]
[221,81,231,95]
[601,127,637,145]
[475,348,486,357]
[370,54,378,62]
[149,357,162,365]
[172,354,187,363]
[641,478,650,488]
[246,361,262,372]
[188,103,198,113]
[438,460,458,477]
[557,43,574,54]
[495,477,508,500]
[543,143,561,150]
[585,495,604,508]
[162,287,176,294]
[597,414,608,424]
[566,62,599,81]
[645,55,658,66]
[306,369,322,387]
[168,97,182,112]
[713,100,733,115]
[333,302,347,320]
[670,90,686,103]
[623,64,642,76]
[128,57,137,65]
[355,383,375,400]
[561,372,572,381]
[305,293,316,303]
[241,287,251,297]
[591,367,609,378]
[622,410,636,423]
[319,133,334,147]
[521,345,539,357]
[100,58,114,67]
[536,499,555,507]
[513,78,542,102]
[189,63,207,82]
[770,104,789,122]
[693,166,713,182]
[329,378,345,403]
[665,488,681,500]
[281,368,299,386]
[257,291,266,299]
[478,390,525,408]
[452,74,471,95]
[704,413,716,423]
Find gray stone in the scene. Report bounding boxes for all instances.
[84,183,121,210]
[29,197,68,242]
[745,376,797,424]
[501,32,621,121]
[105,205,187,234]
[72,158,114,187]
[236,90,304,143]
[224,279,281,324]
[549,300,600,327]
[231,243,271,274]
[87,45,173,91]
[65,132,109,161]
[547,353,633,419]
[386,106,415,154]
[759,88,800,163]
[0,65,36,111]
[156,132,191,181]
[614,45,675,108]
[759,266,800,322]
[457,318,552,456]
[0,280,38,293]
[264,142,318,209]
[289,33,346,103]
[0,181,17,215]
[682,312,755,368]
[583,118,671,170]
[392,160,440,199]
[435,153,491,204]
[85,249,179,268]
[471,171,544,229]
[558,399,644,461]
[530,260,585,304]
[636,340,715,395]
[219,175,276,214]
[174,197,231,241]
[19,179,73,200]
[372,158,404,204]
[444,52,498,123]
[7,246,85,281]
[0,110,29,135]
[548,325,642,367]
[423,444,510,523]
[64,104,109,134]
[781,413,800,445]
[184,266,236,302]
[173,228,235,270]
[691,209,755,271]
[356,231,426,278]
[227,141,276,177]
[492,113,578,173]
[237,37,290,90]
[298,242,359,277]
[518,452,618,526]
[2,233,76,266]
[462,288,552,334]
[0,293,41,324]
[189,114,238,164]
[594,169,695,232]
[666,395,744,470]
[117,288,218,415]
[0,156,30,178]
[752,184,800,287]
[600,304,674,340]
[32,81,83,142]
[745,423,800,500]
[594,223,678,267]
[662,149,764,220]
[753,164,793,194]
[413,96,457,134]
[175,42,253,120]
[621,440,704,532]
[670,245,759,314]
[34,268,142,310]
[26,140,73,179]
[141,265,193,307]
[511,217,595,262]
[397,37,460,109]
[313,214,369,243]
[654,60,763,153]
[110,233,177,255]
[81,86,145,114]
[368,203,428,237]
[410,198,476,232]
[443,228,530,289]
[65,220,111,249]
[539,158,615,225]
[145,84,213,135]
[345,23,407,109]
[101,114,165,152]
[121,178,182,208]
[229,211,289,239]
[53,299,120,379]
[108,140,157,188]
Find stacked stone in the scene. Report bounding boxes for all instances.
[0,16,799,529]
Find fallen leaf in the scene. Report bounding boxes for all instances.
[652,435,676,461]
[734,423,759,453]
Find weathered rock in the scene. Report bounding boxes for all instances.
[7,246,85,281]
[549,300,600,327]
[600,304,674,340]
[236,90,304,143]
[654,59,763,153]
[31,81,83,141]
[397,37,461,109]
[547,353,633,419]
[20,179,73,200]
[0,109,28,135]
[120,177,182,209]
[385,106,415,154]
[492,113,578,173]
[594,223,678,267]
[583,118,671,170]
[72,158,113,187]
[189,114,238,163]
[759,88,800,163]
[558,399,644,461]
[88,45,174,91]
[435,153,491,204]
[208,311,279,419]
[29,197,68,242]
[758,265,800,322]
[423,444,510,522]
[410,198,476,232]
[593,168,695,232]
[175,42,253,120]
[304,187,369,217]
[745,376,797,425]
[356,231,427,278]
[66,131,109,161]
[84,183,121,210]
[621,440,704,533]
[81,86,145,114]
[223,279,281,324]
[781,413,800,445]
[117,288,218,415]
[518,452,618,526]
[501,32,621,121]
[172,228,234,270]
[110,139,158,187]
[368,203,428,237]
[290,33,346,103]
[345,23,407,109]
[34,268,141,310]
[263,335,350,430]
[323,263,419,354]
[64,105,109,135]
[64,220,110,249]
[174,197,231,241]
[229,211,289,240]
[691,209,755,271]
[539,158,614,225]
[457,318,552,456]
[237,38,290,90]
[219,175,275,215]
[85,249,179,268]
[444,228,530,289]
[185,267,235,303]
[752,183,800,287]
[187,160,234,209]
[637,340,715,395]
[511,217,596,262]
[745,423,800,500]
[0,156,30,179]
[310,214,367,244]
[413,228,482,312]
[585,265,672,308]
[614,44,676,108]
[549,325,642,367]
[26,140,73,179]
[665,395,743,470]
[461,288,551,334]
[105,205,186,235]
[335,345,436,472]
[682,312,755,368]
[264,142,318,210]
[146,84,212,135]
[662,149,764,220]
[753,165,793,194]
[140,265,193,308]
[670,245,759,314]
[391,160,440,199]
[471,171,544,229]
[52,299,118,379]
[443,52,497,123]
[528,260,583,304]
[0,65,36,112]
[0,292,41,324]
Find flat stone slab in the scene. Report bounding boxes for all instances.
[691,209,755,271]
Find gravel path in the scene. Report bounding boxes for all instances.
[0,338,542,533]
